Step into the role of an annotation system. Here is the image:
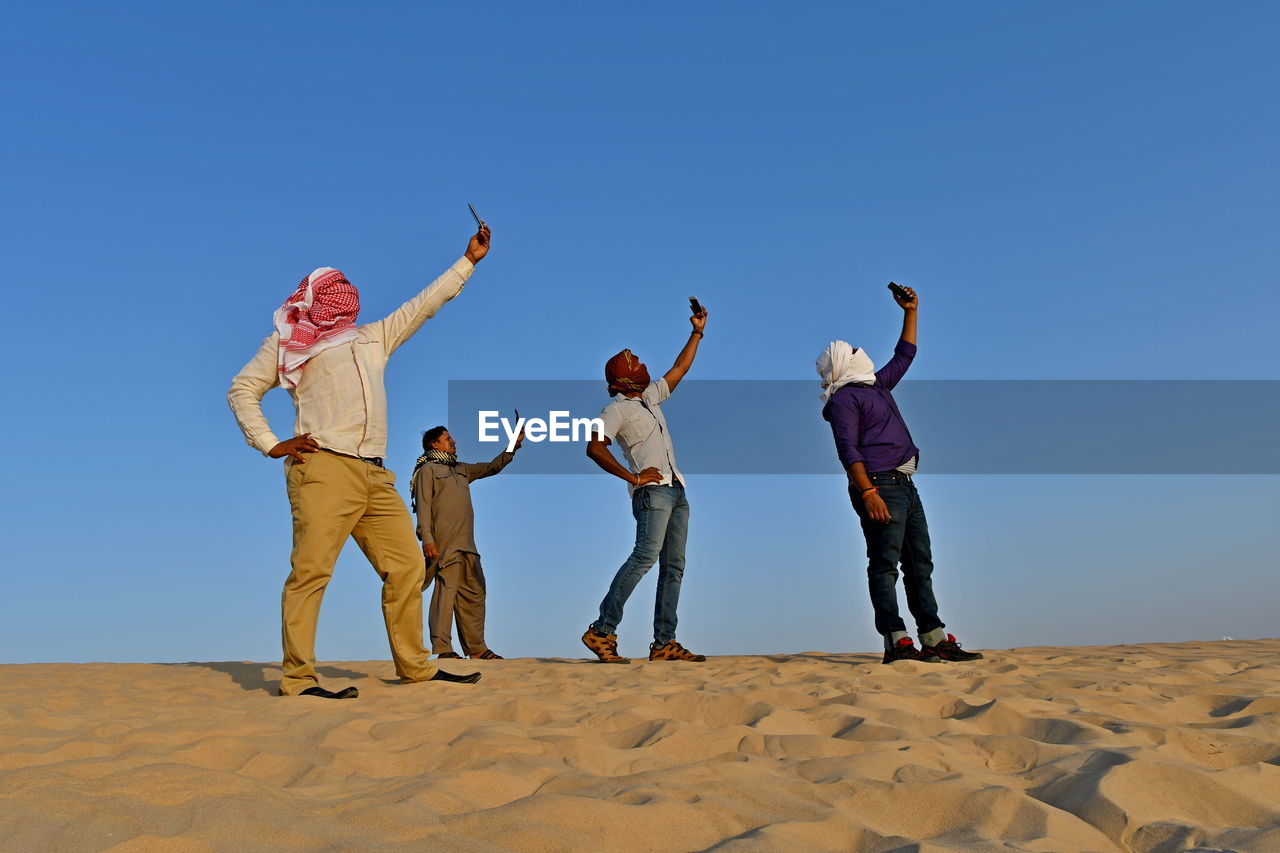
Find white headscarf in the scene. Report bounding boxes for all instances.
[816,340,876,402]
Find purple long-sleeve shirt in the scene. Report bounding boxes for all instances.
[822,339,920,473]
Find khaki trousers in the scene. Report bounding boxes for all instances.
[426,552,488,656]
[281,450,436,695]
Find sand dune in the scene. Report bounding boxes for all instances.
[2,641,1278,852]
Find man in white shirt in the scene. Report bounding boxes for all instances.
[582,305,709,664]
[227,224,491,699]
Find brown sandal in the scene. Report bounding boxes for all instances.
[472,650,504,660]
[436,651,462,659]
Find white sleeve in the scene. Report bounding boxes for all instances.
[227,334,283,455]
[642,378,672,406]
[367,257,474,356]
[598,404,625,441]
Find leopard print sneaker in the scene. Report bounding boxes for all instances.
[582,627,630,663]
[648,640,706,662]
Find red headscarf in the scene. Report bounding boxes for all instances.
[605,349,651,397]
[274,267,360,389]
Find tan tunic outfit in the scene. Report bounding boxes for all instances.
[228,257,474,695]
[411,451,515,655]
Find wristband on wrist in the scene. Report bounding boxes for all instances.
[861,486,878,496]
[691,329,704,337]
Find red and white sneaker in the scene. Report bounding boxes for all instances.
[882,637,943,664]
[920,634,984,662]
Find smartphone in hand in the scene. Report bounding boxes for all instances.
[468,203,485,227]
[888,282,913,302]
[689,297,704,315]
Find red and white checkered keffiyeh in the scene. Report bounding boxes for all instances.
[274,267,360,389]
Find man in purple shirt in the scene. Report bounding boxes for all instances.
[819,285,984,664]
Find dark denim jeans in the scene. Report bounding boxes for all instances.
[593,482,689,645]
[850,471,944,647]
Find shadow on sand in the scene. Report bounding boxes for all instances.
[175,661,368,694]
[176,653,883,693]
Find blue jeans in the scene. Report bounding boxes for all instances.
[850,471,944,648]
[593,483,689,645]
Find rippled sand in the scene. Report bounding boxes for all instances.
[2,641,1278,852]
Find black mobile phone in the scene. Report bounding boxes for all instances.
[467,203,484,227]
[689,297,704,315]
[888,282,912,301]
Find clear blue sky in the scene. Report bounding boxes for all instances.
[3,2,1277,663]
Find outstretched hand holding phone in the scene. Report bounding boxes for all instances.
[688,297,708,335]
[465,224,491,265]
[663,300,707,391]
[464,204,491,264]
[888,282,918,345]
[888,282,918,310]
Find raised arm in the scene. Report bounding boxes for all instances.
[876,285,919,391]
[662,304,709,392]
[892,283,917,345]
[373,225,491,355]
[461,448,517,482]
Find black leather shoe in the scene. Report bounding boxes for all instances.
[430,669,482,684]
[297,685,359,699]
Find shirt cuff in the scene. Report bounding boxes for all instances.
[453,256,475,278]
[839,450,865,469]
[255,433,281,456]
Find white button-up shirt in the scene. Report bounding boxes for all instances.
[597,378,685,494]
[227,257,474,459]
